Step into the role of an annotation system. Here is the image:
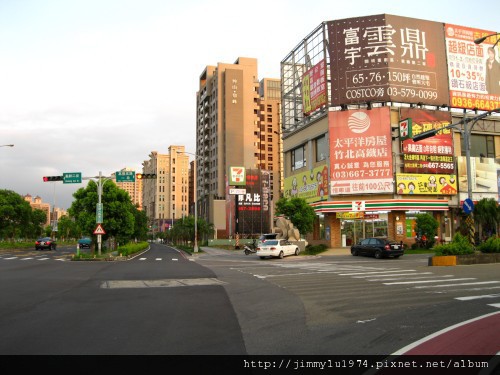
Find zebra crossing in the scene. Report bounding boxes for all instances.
[241,260,500,310]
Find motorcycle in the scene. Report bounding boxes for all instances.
[244,240,258,255]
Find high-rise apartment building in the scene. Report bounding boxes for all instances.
[196,57,282,238]
[141,145,189,230]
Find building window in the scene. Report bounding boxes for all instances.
[291,145,306,170]
[461,134,495,157]
[315,135,327,162]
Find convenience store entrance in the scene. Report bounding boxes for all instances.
[340,213,388,247]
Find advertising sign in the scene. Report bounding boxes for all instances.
[329,107,393,195]
[400,108,454,173]
[445,24,500,111]
[457,156,500,194]
[395,173,458,195]
[284,165,329,202]
[327,14,449,107]
[302,59,327,115]
[228,166,246,186]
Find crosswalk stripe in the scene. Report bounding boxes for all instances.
[414,281,500,289]
[455,293,500,301]
[384,278,475,285]
[340,269,416,276]
[367,274,451,281]
[488,303,500,308]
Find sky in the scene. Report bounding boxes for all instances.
[1,0,499,210]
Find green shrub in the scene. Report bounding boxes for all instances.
[117,241,149,256]
[434,233,474,255]
[304,244,328,255]
[477,236,500,253]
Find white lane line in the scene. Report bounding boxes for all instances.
[456,293,500,301]
[384,278,475,285]
[38,258,50,261]
[139,258,147,261]
[21,257,34,260]
[155,258,162,261]
[172,258,178,261]
[4,257,18,260]
[367,274,452,282]
[488,303,500,308]
[414,281,500,289]
[340,269,414,276]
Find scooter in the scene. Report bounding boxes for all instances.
[244,240,258,255]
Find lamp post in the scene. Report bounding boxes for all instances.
[177,150,200,252]
[413,108,500,244]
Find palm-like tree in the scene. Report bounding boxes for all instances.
[473,198,498,241]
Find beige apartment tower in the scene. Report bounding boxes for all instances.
[141,145,189,230]
[196,57,282,238]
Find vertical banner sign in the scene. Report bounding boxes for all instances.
[399,118,412,140]
[329,107,393,195]
[445,24,500,111]
[302,59,328,115]
[327,14,449,107]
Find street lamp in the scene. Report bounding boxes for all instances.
[177,150,201,253]
[474,32,500,46]
[412,108,500,244]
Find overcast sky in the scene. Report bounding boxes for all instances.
[1,0,499,210]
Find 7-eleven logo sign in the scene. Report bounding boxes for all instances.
[229,166,246,186]
[352,201,365,211]
[399,118,412,140]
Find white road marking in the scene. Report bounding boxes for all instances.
[384,278,475,285]
[21,257,34,260]
[414,281,500,289]
[456,293,500,301]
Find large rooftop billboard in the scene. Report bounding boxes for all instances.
[327,14,450,107]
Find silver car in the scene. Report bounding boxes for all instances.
[256,239,300,259]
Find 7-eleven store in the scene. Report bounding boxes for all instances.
[310,199,450,248]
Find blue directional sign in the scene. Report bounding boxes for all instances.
[463,198,474,214]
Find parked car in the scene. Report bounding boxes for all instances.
[78,237,92,249]
[35,237,57,251]
[350,237,404,259]
[256,239,300,259]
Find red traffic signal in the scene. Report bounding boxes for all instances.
[43,176,63,182]
[136,173,156,179]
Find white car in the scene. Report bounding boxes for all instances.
[256,239,300,259]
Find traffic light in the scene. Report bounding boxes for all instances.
[136,173,157,180]
[43,176,63,182]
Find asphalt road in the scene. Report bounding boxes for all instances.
[1,244,499,374]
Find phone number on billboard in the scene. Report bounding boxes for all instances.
[345,87,438,100]
[332,169,391,178]
[451,97,500,111]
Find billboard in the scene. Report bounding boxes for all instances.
[284,165,329,202]
[457,156,500,194]
[327,14,449,107]
[302,59,328,115]
[329,107,393,194]
[445,24,500,111]
[395,173,457,195]
[400,108,454,173]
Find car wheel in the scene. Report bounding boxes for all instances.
[374,250,383,259]
[259,256,266,259]
[294,248,299,256]
[394,255,401,258]
[351,249,358,256]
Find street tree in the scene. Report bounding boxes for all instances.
[0,189,37,240]
[275,197,316,237]
[473,198,499,240]
[68,181,141,248]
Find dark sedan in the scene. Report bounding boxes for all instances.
[351,237,403,259]
[35,237,57,251]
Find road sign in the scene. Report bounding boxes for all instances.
[116,171,135,182]
[463,198,474,214]
[63,172,82,184]
[96,203,103,223]
[93,224,106,235]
